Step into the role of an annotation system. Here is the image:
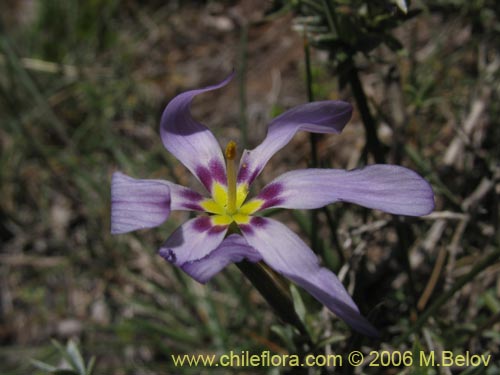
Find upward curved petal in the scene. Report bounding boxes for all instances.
[159,73,234,192]
[111,172,171,234]
[237,101,352,186]
[240,217,378,337]
[251,165,435,216]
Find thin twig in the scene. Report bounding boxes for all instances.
[417,246,447,311]
[421,211,469,221]
[443,93,489,167]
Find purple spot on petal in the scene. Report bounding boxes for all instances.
[210,159,226,184]
[182,203,203,211]
[248,169,260,185]
[193,216,211,232]
[258,182,283,200]
[209,225,227,235]
[237,152,258,184]
[180,189,203,202]
[196,166,212,191]
[239,224,253,235]
[260,197,284,210]
[258,182,283,208]
[250,216,267,228]
[237,162,249,183]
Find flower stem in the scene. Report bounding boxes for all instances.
[303,30,320,254]
[320,0,385,164]
[346,58,385,164]
[236,260,312,343]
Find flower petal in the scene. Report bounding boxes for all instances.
[111,172,171,234]
[240,217,378,336]
[253,165,435,216]
[157,180,206,212]
[237,101,352,186]
[158,216,228,267]
[181,234,262,283]
[113,171,205,212]
[159,73,234,192]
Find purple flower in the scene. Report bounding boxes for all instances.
[111,73,434,336]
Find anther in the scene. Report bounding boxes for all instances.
[225,140,237,161]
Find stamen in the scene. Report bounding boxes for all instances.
[225,141,237,215]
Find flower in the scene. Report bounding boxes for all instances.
[111,72,434,336]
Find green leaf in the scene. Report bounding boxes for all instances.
[66,340,86,375]
[51,340,79,371]
[290,284,309,331]
[394,0,408,14]
[85,357,96,375]
[30,359,58,372]
[50,339,84,374]
[289,284,307,325]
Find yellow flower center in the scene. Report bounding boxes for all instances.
[200,141,263,225]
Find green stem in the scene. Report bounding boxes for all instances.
[304,32,315,104]
[322,0,339,35]
[236,261,311,343]
[320,0,384,164]
[229,223,312,344]
[322,206,344,266]
[346,58,385,164]
[393,218,418,311]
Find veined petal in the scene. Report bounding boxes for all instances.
[181,234,262,283]
[113,171,205,212]
[167,183,206,211]
[158,216,228,267]
[237,101,352,186]
[253,165,435,216]
[159,73,234,192]
[240,217,378,337]
[111,171,171,234]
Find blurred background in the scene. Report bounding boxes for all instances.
[0,0,499,374]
